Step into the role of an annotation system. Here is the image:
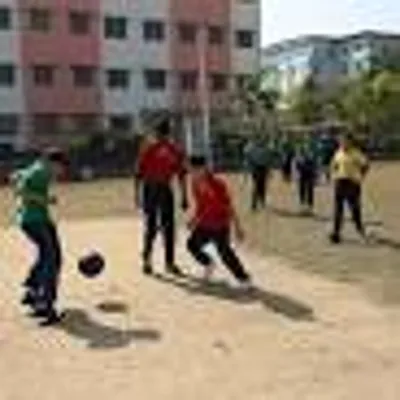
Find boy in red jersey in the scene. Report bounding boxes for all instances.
[186,156,252,286]
[137,118,188,276]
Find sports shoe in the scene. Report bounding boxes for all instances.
[39,310,65,327]
[142,259,153,275]
[329,233,341,244]
[359,230,371,244]
[237,277,254,292]
[201,263,216,282]
[21,291,37,307]
[165,264,184,277]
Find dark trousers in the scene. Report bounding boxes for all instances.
[187,227,250,282]
[142,181,175,266]
[333,179,364,238]
[298,175,315,208]
[251,166,268,210]
[22,220,62,310]
[282,157,293,182]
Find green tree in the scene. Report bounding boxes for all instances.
[333,70,400,136]
[285,77,324,125]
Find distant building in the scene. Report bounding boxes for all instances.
[0,0,260,150]
[262,30,400,98]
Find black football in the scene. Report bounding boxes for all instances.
[78,251,105,278]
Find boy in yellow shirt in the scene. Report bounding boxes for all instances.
[330,134,369,244]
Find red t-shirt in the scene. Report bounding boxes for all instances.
[138,139,185,184]
[192,173,233,230]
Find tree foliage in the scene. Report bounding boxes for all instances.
[285,77,324,124]
[332,70,400,135]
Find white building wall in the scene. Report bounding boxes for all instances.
[100,0,172,122]
[230,0,260,74]
[0,1,25,144]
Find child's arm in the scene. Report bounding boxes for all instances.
[231,207,245,242]
[224,184,244,241]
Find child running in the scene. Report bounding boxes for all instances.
[186,156,252,288]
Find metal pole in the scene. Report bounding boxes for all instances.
[199,22,212,166]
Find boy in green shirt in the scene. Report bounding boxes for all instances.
[12,148,65,326]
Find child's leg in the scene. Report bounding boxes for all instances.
[160,186,177,269]
[42,222,62,311]
[187,228,213,266]
[250,169,258,210]
[347,182,365,237]
[21,223,47,304]
[307,177,315,210]
[213,229,250,282]
[298,175,306,206]
[142,183,160,271]
[331,180,345,242]
[256,167,267,208]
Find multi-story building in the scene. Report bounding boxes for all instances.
[0,0,260,149]
[262,35,343,97]
[262,30,400,99]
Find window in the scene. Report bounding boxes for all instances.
[109,115,132,131]
[210,73,227,91]
[107,69,130,89]
[235,30,254,48]
[180,71,197,91]
[71,66,96,87]
[144,69,166,90]
[69,11,91,35]
[29,8,51,32]
[33,65,54,86]
[178,23,196,43]
[208,26,223,45]
[0,64,15,87]
[354,42,364,52]
[0,7,11,30]
[143,21,165,42]
[105,16,127,39]
[0,114,18,136]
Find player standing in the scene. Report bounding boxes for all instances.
[136,118,188,275]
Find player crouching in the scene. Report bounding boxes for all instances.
[186,156,252,289]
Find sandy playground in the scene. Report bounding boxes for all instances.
[1,165,400,399]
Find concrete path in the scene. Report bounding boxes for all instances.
[1,217,400,400]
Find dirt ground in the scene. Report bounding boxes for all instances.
[1,163,400,399]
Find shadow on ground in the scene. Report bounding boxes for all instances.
[153,274,315,322]
[340,232,400,250]
[96,301,130,314]
[270,206,384,227]
[57,308,161,349]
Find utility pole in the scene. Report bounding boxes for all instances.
[198,21,212,166]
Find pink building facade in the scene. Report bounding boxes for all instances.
[0,0,260,149]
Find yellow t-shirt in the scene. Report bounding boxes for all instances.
[331,148,368,183]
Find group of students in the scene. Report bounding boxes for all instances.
[244,132,370,243]
[11,119,370,326]
[244,134,335,213]
[11,119,253,326]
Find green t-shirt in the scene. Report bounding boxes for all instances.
[14,160,52,226]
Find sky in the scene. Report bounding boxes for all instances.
[261,0,400,47]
